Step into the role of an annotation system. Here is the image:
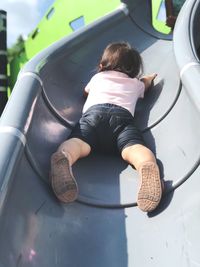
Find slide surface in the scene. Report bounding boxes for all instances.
[0,0,200,266]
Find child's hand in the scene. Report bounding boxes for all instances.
[140,73,157,92]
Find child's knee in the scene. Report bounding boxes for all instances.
[121,144,156,168]
[58,138,91,157]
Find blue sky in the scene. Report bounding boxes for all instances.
[1,0,55,47]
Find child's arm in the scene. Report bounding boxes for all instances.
[83,83,90,98]
[140,73,157,93]
[83,76,94,97]
[83,89,88,98]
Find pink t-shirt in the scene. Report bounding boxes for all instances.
[83,70,145,116]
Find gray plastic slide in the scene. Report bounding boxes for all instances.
[0,0,200,266]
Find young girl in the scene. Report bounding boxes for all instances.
[50,42,163,212]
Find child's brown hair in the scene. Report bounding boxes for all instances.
[98,42,143,78]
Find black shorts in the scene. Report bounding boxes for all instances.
[69,103,145,154]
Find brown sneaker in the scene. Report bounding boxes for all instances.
[50,151,78,203]
[137,162,162,212]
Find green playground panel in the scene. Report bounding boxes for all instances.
[25,0,120,59]
[9,0,120,88]
[151,0,171,34]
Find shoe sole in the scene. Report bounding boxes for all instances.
[50,151,78,203]
[137,162,162,212]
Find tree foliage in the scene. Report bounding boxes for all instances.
[7,35,25,63]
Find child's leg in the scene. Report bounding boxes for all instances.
[121,144,162,212]
[121,144,156,170]
[57,138,91,166]
[51,138,91,203]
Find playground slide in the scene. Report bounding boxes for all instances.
[1,0,200,266]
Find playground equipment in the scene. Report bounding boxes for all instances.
[8,0,120,90]
[0,0,200,266]
[0,10,8,114]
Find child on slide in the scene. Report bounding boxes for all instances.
[50,42,163,212]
